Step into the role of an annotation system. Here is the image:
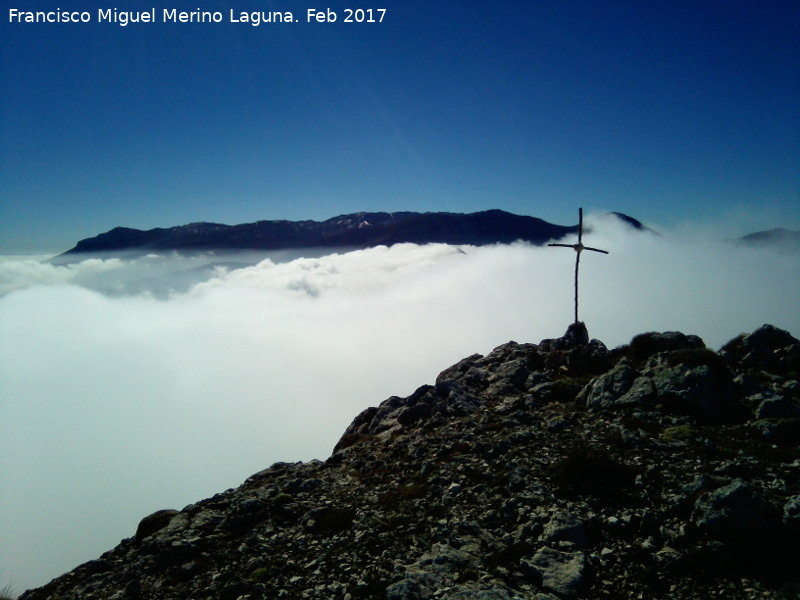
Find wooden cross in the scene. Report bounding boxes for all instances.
[548,208,608,324]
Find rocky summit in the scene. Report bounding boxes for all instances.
[20,323,800,600]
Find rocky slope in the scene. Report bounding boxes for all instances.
[20,323,800,600]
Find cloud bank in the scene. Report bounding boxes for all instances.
[1,216,798,594]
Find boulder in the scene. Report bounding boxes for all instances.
[527,547,591,599]
[134,509,179,542]
[579,359,637,410]
[722,324,800,376]
[542,513,591,548]
[755,395,800,419]
[692,479,781,543]
[652,363,734,422]
[783,495,800,528]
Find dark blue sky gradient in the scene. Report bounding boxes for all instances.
[2,1,798,251]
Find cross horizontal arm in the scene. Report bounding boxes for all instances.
[547,243,577,248]
[583,246,609,254]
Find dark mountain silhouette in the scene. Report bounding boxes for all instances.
[58,210,643,258]
[733,228,800,252]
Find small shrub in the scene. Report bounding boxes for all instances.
[546,380,584,404]
[379,482,427,507]
[626,331,706,364]
[306,507,356,534]
[482,420,505,432]
[249,567,272,583]
[627,332,663,361]
[720,333,746,354]
[553,444,637,502]
[270,493,293,511]
[666,348,728,376]
[333,433,371,452]
[661,425,699,442]
[601,428,626,448]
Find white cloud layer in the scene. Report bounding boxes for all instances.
[1,216,798,594]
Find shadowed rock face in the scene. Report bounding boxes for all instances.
[20,324,800,600]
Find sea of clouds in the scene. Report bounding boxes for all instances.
[1,214,798,594]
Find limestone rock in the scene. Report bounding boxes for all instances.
[722,323,800,378]
[755,395,800,419]
[579,358,637,409]
[692,479,781,542]
[542,513,591,548]
[651,361,736,423]
[527,547,591,598]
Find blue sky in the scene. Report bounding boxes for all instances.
[2,0,798,251]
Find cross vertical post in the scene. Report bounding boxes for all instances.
[548,208,609,324]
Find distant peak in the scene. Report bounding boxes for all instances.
[608,212,644,229]
[734,228,800,251]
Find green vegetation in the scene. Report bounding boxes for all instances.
[666,347,728,375]
[553,444,638,502]
[626,332,664,361]
[661,425,699,442]
[249,567,271,584]
[270,493,293,510]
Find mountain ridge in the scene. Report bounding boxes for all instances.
[59,210,642,258]
[18,322,800,600]
[53,210,800,260]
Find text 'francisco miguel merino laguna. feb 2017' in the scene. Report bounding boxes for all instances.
[7,7,387,26]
